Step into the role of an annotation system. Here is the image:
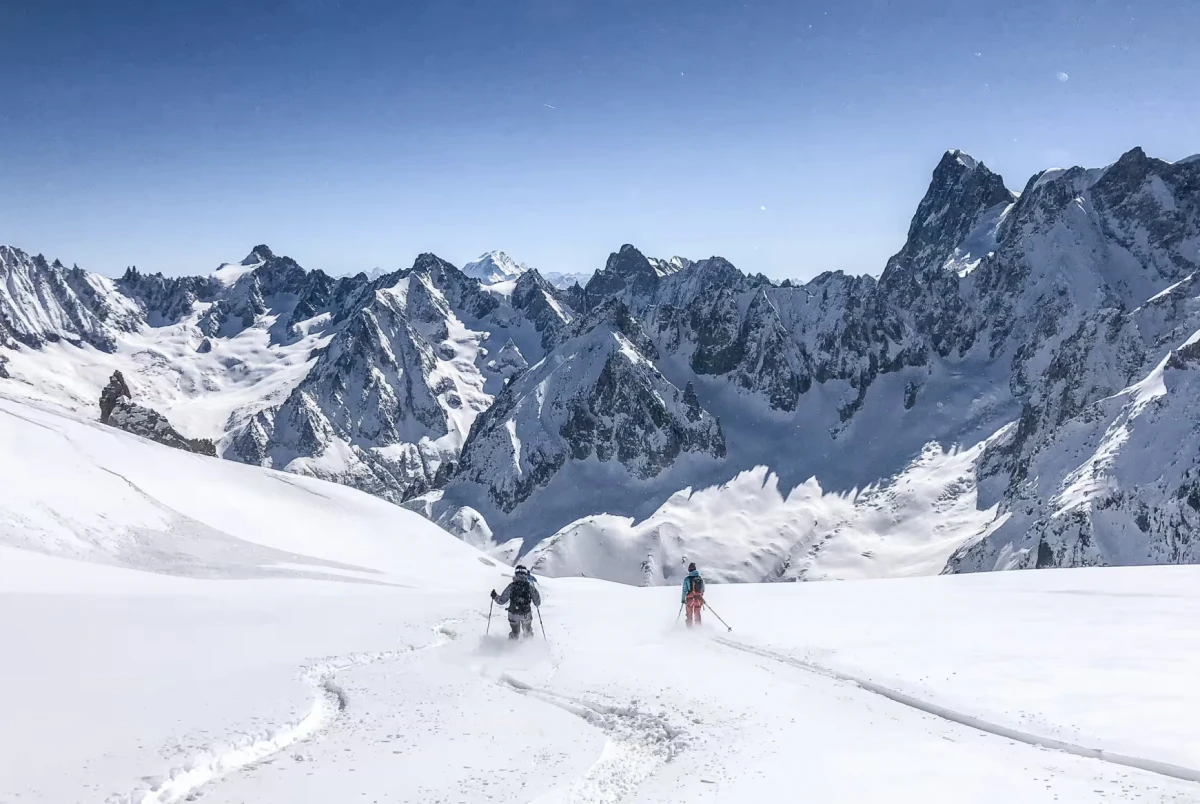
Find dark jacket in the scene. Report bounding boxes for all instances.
[496,578,541,614]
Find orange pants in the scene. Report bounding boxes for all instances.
[685,593,703,626]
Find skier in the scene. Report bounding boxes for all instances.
[491,565,541,640]
[681,562,705,628]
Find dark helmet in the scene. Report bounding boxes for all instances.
[514,564,529,576]
[688,562,697,572]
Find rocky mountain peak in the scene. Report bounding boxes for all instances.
[877,151,1014,309]
[512,267,555,299]
[892,151,1013,267]
[241,245,275,265]
[605,244,656,280]
[583,245,659,303]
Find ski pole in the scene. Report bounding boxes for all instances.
[703,601,733,632]
[486,598,494,635]
[675,602,684,625]
[536,604,548,640]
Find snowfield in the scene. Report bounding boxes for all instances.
[2,395,1199,803]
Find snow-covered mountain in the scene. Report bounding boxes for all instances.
[541,270,597,289]
[427,147,1200,579]
[0,244,572,506]
[461,250,527,285]
[3,146,1199,583]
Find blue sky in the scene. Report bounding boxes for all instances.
[2,0,1197,280]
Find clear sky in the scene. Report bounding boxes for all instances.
[2,0,1197,281]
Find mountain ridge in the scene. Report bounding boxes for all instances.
[3,146,1198,583]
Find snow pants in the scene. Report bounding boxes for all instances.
[509,611,534,640]
[685,594,703,627]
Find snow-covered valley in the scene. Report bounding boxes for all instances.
[3,395,1200,803]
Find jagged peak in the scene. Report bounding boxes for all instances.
[931,149,1003,188]
[606,244,653,274]
[514,266,554,295]
[884,149,1014,276]
[1119,145,1148,162]
[241,245,275,265]
[409,252,458,277]
[944,149,979,171]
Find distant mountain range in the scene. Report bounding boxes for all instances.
[3,146,1198,585]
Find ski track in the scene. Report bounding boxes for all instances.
[497,673,689,804]
[713,636,1200,786]
[105,620,463,804]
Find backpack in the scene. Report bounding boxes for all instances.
[687,574,705,598]
[508,579,533,614]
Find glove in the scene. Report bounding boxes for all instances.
[490,589,498,601]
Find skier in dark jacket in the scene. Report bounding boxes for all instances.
[682,562,705,628]
[491,565,541,640]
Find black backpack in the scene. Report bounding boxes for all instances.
[508,580,533,614]
[688,575,705,596]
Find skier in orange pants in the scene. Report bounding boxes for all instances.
[682,562,705,628]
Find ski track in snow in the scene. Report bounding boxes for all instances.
[713,636,1200,786]
[497,673,689,804]
[106,619,463,804]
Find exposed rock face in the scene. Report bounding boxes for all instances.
[98,371,217,456]
[98,371,133,424]
[107,400,218,456]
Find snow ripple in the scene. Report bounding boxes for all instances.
[107,620,461,804]
[714,636,1200,786]
[498,674,688,804]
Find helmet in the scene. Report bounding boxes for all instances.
[514,564,529,575]
[688,562,697,572]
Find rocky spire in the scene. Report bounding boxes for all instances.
[98,371,132,424]
[880,150,1014,298]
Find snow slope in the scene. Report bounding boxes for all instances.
[462,250,527,284]
[2,394,1199,803]
[0,392,499,583]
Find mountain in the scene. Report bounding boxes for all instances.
[427,147,1200,579]
[461,250,527,285]
[0,245,141,351]
[2,146,1198,584]
[542,270,597,289]
[0,244,572,507]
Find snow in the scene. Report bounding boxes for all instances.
[3,393,1200,803]
[944,200,1012,278]
[212,261,261,286]
[0,313,331,442]
[1145,273,1196,304]
[524,436,1001,585]
[0,393,494,582]
[462,251,527,285]
[1033,167,1070,189]
[482,278,517,299]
